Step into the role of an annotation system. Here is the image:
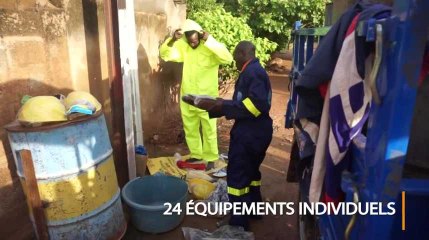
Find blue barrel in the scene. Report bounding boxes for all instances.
[5,113,126,239]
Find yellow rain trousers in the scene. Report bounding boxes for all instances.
[160,19,233,161]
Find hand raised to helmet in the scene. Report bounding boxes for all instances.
[173,29,183,41]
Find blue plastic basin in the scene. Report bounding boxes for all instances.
[121,175,188,233]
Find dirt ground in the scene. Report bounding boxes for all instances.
[124,72,298,240]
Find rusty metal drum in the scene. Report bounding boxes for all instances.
[5,113,126,239]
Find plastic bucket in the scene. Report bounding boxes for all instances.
[121,175,188,233]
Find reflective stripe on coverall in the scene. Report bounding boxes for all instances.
[160,19,233,161]
[209,58,273,229]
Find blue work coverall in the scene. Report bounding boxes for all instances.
[209,58,273,229]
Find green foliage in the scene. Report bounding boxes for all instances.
[192,8,277,81]
[218,0,329,49]
[186,0,219,19]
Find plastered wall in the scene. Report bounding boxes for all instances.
[0,0,186,238]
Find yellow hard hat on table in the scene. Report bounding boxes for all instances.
[64,91,102,113]
[17,96,67,124]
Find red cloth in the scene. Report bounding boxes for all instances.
[319,83,329,99]
[176,160,206,170]
[345,14,360,36]
[322,192,345,205]
[419,52,429,85]
[241,59,253,72]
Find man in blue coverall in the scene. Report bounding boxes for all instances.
[183,41,273,229]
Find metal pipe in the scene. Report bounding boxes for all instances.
[368,24,383,105]
[345,186,360,240]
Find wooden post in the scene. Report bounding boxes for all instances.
[103,0,129,186]
[104,0,130,186]
[20,150,49,240]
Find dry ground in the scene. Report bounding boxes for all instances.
[124,71,299,240]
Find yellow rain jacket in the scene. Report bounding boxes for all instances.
[160,19,233,161]
[160,20,232,97]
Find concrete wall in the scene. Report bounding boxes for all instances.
[134,0,186,143]
[0,0,109,239]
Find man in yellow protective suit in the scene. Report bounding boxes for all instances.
[160,19,233,168]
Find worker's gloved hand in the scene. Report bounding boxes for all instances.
[182,95,223,115]
[172,29,183,41]
[195,98,224,114]
[182,95,196,106]
[168,29,183,47]
[199,31,209,41]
